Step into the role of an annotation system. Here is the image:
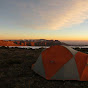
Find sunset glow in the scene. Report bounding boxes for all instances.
[0,0,88,41]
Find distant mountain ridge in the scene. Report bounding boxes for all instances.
[0,40,20,46]
[0,40,69,46]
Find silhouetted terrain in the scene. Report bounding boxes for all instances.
[0,39,68,46]
[0,46,88,88]
[0,40,20,46]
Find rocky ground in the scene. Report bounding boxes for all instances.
[0,46,88,88]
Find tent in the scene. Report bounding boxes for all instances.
[32,45,88,81]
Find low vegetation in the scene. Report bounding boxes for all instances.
[0,46,88,88]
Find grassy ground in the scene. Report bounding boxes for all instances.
[0,47,88,88]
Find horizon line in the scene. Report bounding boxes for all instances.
[0,39,88,41]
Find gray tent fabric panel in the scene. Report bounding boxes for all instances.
[41,48,46,52]
[32,55,45,78]
[51,57,80,80]
[62,45,78,56]
[51,65,64,80]
[64,57,79,80]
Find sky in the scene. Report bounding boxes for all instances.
[0,0,88,42]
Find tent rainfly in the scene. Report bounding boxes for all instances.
[32,45,88,81]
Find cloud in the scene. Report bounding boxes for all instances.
[4,0,88,30]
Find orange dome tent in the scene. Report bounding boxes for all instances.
[32,45,88,81]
